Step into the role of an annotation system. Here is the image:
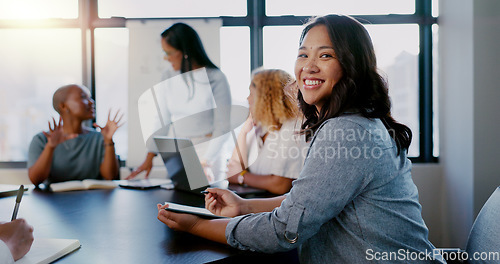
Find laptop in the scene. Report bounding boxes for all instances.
[154,137,267,196]
[118,178,172,190]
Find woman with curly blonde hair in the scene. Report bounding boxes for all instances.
[226,68,309,194]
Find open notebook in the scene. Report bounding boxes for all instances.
[50,179,118,192]
[15,238,80,264]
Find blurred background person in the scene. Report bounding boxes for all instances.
[226,69,308,194]
[28,84,122,186]
[128,23,231,184]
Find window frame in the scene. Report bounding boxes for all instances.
[0,0,437,168]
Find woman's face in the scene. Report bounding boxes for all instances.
[294,24,343,112]
[161,38,183,71]
[247,82,257,117]
[63,86,95,120]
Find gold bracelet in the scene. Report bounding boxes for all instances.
[104,142,115,147]
[238,169,248,186]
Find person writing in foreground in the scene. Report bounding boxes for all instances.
[28,84,123,186]
[0,219,34,263]
[157,14,444,263]
[226,68,308,195]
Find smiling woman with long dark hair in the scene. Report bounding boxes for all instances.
[156,15,444,263]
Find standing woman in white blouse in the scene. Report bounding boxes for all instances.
[226,69,308,194]
[128,23,232,180]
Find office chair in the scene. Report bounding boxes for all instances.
[464,186,500,263]
[441,186,500,264]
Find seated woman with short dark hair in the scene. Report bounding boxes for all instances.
[28,84,123,186]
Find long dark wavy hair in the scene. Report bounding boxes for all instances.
[161,23,218,73]
[298,14,412,154]
[161,23,218,98]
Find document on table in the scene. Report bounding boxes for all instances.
[164,202,228,219]
[50,179,118,192]
[15,238,81,264]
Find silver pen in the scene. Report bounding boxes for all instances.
[11,185,24,221]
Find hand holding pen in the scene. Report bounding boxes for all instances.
[0,185,34,261]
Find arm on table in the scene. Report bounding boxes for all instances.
[228,172,293,195]
[157,203,228,245]
[204,188,286,217]
[126,152,156,179]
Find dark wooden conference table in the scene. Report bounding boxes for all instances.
[0,186,298,264]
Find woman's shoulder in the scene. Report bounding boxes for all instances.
[282,119,302,128]
[205,67,227,80]
[32,131,47,143]
[204,67,221,74]
[322,115,381,130]
[276,119,302,136]
[314,115,387,142]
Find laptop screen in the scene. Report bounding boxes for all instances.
[154,137,210,192]
[154,136,266,196]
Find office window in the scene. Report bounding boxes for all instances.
[94,28,129,160]
[263,26,302,77]
[433,0,440,17]
[220,26,251,106]
[0,0,437,165]
[0,0,78,19]
[0,29,82,162]
[98,0,247,18]
[366,24,420,157]
[264,24,420,156]
[432,24,439,157]
[266,0,414,16]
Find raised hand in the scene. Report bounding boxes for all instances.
[94,109,124,143]
[204,188,245,217]
[42,117,77,148]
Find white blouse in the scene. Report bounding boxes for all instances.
[246,120,309,179]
